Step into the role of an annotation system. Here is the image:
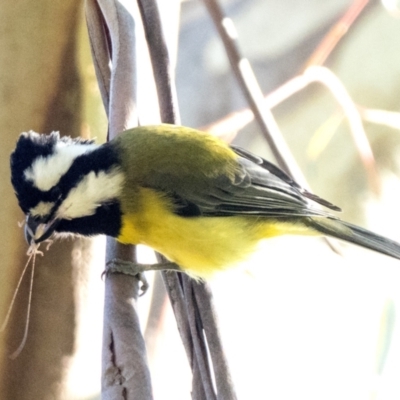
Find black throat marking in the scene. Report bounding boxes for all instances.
[56,201,122,238]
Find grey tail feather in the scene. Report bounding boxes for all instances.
[306,217,400,261]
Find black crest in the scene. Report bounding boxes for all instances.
[10,131,95,213]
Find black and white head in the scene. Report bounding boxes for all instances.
[10,131,124,244]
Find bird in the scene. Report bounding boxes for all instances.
[10,124,400,279]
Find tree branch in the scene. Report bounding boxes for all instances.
[85,0,153,398]
[138,0,238,398]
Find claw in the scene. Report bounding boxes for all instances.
[103,259,181,296]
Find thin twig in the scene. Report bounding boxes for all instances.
[193,282,238,400]
[202,0,306,185]
[304,66,381,195]
[201,0,379,197]
[136,0,180,124]
[359,107,400,130]
[183,279,217,400]
[204,65,382,196]
[305,0,370,68]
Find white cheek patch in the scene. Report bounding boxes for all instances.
[30,201,55,217]
[58,168,124,219]
[24,142,99,191]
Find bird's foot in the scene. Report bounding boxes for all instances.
[104,259,181,296]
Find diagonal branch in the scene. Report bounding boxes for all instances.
[136,0,180,124]
[202,0,341,255]
[305,0,370,68]
[202,0,306,185]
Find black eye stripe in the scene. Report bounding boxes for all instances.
[11,138,120,216]
[17,184,63,214]
[56,143,120,194]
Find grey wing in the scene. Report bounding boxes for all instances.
[164,145,342,218]
[143,144,341,218]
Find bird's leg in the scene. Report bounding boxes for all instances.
[104,259,181,295]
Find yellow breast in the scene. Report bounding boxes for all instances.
[117,188,310,279]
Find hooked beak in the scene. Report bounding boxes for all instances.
[24,215,60,245]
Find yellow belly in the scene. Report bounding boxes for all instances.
[117,188,313,279]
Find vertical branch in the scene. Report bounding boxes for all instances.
[193,282,237,398]
[182,279,217,400]
[138,0,238,398]
[102,241,152,399]
[85,1,153,399]
[136,0,180,124]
